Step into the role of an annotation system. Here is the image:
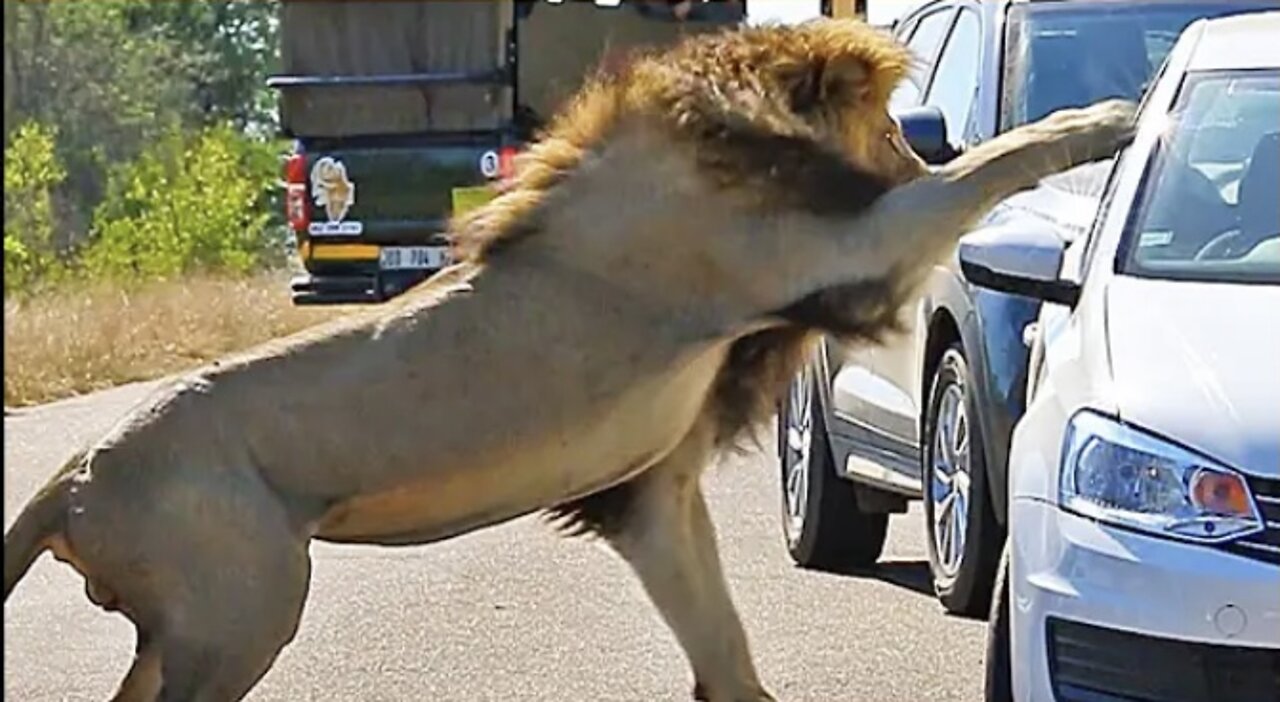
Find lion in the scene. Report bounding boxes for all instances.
[4,19,1132,702]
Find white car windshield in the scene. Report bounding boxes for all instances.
[1119,69,1280,284]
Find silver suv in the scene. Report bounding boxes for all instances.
[776,0,1274,617]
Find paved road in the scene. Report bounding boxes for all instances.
[4,381,985,701]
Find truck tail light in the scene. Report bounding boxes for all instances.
[498,146,518,181]
[284,153,310,233]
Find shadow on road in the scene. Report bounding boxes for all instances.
[823,559,934,598]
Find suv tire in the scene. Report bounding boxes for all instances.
[923,344,1004,616]
[779,360,888,569]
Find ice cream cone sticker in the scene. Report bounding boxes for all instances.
[310,157,355,223]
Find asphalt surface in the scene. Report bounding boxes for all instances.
[4,380,985,701]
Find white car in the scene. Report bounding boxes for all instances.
[959,11,1280,702]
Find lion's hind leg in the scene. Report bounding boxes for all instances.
[106,523,311,702]
[67,460,313,702]
[552,421,773,702]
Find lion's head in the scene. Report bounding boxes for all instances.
[781,19,929,187]
[632,18,928,190]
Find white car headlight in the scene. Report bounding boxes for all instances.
[1060,411,1263,543]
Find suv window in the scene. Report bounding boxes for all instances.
[890,8,955,110]
[1000,1,1263,130]
[923,8,981,146]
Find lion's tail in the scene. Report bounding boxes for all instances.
[4,477,69,602]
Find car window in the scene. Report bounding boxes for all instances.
[1119,70,1280,284]
[923,9,981,145]
[890,8,955,111]
[1001,2,1264,130]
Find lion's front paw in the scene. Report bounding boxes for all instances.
[1034,98,1138,165]
[1041,98,1137,128]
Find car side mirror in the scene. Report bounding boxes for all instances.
[894,106,958,165]
[958,225,1081,307]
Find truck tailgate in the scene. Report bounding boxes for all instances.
[298,139,503,245]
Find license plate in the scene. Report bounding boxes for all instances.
[379,246,448,270]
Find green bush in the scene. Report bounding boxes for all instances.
[4,2,285,295]
[4,122,67,293]
[85,125,286,281]
[5,1,279,247]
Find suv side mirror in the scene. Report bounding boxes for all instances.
[894,106,958,165]
[958,225,1081,307]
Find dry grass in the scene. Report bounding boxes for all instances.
[4,272,351,407]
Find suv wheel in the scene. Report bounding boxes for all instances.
[779,361,888,569]
[923,344,1003,617]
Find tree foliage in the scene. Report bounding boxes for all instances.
[85,125,285,282]
[119,1,280,132]
[4,0,191,238]
[4,122,67,292]
[2,0,283,293]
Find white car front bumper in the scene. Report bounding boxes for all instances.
[1010,498,1280,702]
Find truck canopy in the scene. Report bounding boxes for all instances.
[275,0,744,138]
[517,1,740,123]
[277,0,511,136]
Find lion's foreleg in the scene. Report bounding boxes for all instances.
[936,98,1136,202]
[594,422,773,702]
[764,99,1136,309]
[860,99,1135,269]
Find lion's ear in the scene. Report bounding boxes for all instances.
[788,55,869,113]
[818,54,874,106]
[786,64,823,114]
[790,54,881,113]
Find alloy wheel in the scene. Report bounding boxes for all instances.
[931,383,972,579]
[783,369,814,540]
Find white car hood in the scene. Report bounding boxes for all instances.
[1106,276,1280,477]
